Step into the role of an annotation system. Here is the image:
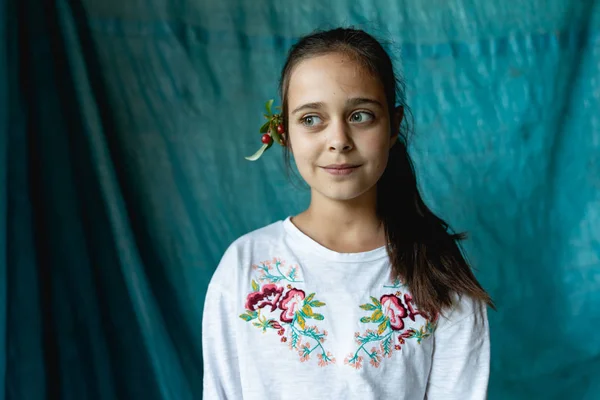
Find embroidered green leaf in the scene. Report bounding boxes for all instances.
[371,296,381,307]
[253,322,262,328]
[310,301,326,307]
[377,318,389,334]
[371,309,384,322]
[251,280,259,292]
[360,303,377,311]
[301,304,314,317]
[360,316,372,323]
[239,311,258,321]
[297,314,306,329]
[382,335,392,356]
[425,321,437,333]
[239,313,253,321]
[291,331,299,349]
[288,266,297,280]
[256,311,266,323]
[312,313,324,320]
[304,293,315,304]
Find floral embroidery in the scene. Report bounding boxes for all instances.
[241,260,435,370]
[252,257,302,283]
[380,294,408,330]
[345,293,437,370]
[383,277,406,289]
[404,293,426,322]
[280,289,308,323]
[245,283,284,312]
[239,262,334,367]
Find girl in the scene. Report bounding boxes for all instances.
[202,27,493,399]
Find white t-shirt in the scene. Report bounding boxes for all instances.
[202,217,490,400]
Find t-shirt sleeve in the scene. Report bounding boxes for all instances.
[425,296,490,400]
[202,247,243,399]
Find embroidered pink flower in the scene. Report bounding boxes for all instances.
[380,342,393,358]
[404,293,426,321]
[380,294,408,331]
[272,257,284,265]
[369,347,382,368]
[299,344,311,362]
[317,351,336,367]
[279,288,306,322]
[269,321,283,330]
[245,284,284,312]
[288,265,299,280]
[401,329,416,339]
[319,329,328,343]
[344,353,363,370]
[288,335,302,350]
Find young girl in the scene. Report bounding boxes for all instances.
[202,27,493,399]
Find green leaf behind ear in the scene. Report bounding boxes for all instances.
[260,121,270,133]
[265,99,274,115]
[245,143,270,161]
[270,122,283,145]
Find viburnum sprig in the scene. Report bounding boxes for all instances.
[245,99,286,161]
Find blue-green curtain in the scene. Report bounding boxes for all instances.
[2,0,599,399]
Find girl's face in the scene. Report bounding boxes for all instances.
[286,52,400,203]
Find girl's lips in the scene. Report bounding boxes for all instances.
[321,165,361,175]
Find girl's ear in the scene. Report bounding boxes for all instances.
[390,106,404,149]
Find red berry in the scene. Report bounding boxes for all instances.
[277,124,285,134]
[261,134,272,144]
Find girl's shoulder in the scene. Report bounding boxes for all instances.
[209,218,289,285]
[227,218,287,255]
[435,292,489,332]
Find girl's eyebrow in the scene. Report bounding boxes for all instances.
[291,98,383,115]
[291,102,326,115]
[346,97,383,109]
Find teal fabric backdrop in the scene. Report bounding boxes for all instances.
[2,0,599,399]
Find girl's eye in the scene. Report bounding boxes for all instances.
[350,111,374,123]
[301,115,323,127]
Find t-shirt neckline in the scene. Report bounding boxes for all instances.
[282,216,389,263]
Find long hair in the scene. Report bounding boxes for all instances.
[278,27,493,317]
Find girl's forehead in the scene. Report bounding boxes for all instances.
[287,53,385,103]
[291,52,370,80]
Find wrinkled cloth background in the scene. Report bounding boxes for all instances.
[1,0,599,399]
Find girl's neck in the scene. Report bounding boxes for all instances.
[291,188,386,253]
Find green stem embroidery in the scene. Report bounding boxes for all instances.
[287,319,327,356]
[259,262,303,283]
[350,330,394,363]
[383,278,405,288]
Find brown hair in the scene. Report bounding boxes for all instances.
[278,27,493,317]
